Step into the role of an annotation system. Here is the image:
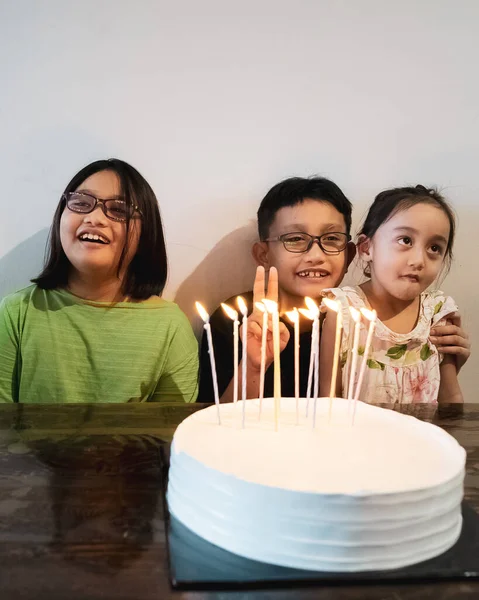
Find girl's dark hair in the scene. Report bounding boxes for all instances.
[32,158,168,300]
[358,185,456,277]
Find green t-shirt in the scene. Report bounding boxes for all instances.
[0,285,198,403]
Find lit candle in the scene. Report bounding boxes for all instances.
[237,296,248,428]
[263,299,281,430]
[286,308,300,424]
[313,331,319,428]
[221,303,239,406]
[305,298,320,428]
[196,302,221,424]
[347,307,361,411]
[298,307,315,417]
[255,300,268,419]
[352,307,377,424]
[322,298,343,420]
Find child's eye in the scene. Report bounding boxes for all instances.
[71,200,91,209]
[429,244,444,255]
[398,236,412,246]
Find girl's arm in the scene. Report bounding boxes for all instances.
[0,299,19,403]
[151,314,199,403]
[319,310,342,398]
[154,350,199,403]
[438,355,463,404]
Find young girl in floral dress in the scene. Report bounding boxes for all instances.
[320,185,463,404]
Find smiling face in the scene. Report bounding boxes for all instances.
[59,170,141,283]
[359,203,450,303]
[254,199,353,310]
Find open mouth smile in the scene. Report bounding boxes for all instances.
[78,233,110,245]
[297,269,330,279]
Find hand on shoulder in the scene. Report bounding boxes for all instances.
[430,311,471,373]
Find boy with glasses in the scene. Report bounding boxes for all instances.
[198,176,356,402]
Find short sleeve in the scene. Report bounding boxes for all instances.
[150,309,199,403]
[323,287,365,351]
[0,296,21,403]
[427,292,458,327]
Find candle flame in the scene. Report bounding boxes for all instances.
[349,306,361,323]
[196,301,209,323]
[255,301,266,313]
[263,298,278,314]
[360,307,377,322]
[298,308,314,320]
[236,296,248,316]
[285,308,299,324]
[221,303,238,321]
[322,297,339,312]
[304,296,319,315]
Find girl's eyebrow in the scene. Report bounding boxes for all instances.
[393,226,448,245]
[75,188,124,200]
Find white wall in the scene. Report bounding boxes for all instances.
[1,0,477,399]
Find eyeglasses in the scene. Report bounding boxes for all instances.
[63,192,141,223]
[264,232,351,254]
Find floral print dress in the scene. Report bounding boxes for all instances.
[325,286,458,404]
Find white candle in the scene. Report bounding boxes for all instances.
[255,301,268,419]
[263,299,281,430]
[298,307,315,417]
[347,307,361,411]
[196,302,221,425]
[237,296,248,428]
[305,298,320,428]
[322,298,343,420]
[352,308,377,424]
[312,327,320,428]
[286,308,300,424]
[221,303,239,405]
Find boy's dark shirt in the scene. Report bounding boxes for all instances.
[198,291,316,402]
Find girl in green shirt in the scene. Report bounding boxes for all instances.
[0,159,198,403]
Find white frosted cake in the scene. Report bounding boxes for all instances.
[167,397,465,572]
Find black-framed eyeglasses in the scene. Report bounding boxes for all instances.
[63,192,142,223]
[264,232,351,254]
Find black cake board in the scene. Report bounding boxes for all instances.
[159,448,479,591]
[165,501,479,591]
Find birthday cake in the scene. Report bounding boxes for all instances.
[167,397,465,572]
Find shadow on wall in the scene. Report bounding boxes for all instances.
[0,229,50,299]
[174,221,258,339]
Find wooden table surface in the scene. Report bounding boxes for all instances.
[0,402,478,600]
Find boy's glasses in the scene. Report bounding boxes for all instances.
[63,192,141,223]
[264,232,351,254]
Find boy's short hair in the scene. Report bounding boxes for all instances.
[257,177,353,240]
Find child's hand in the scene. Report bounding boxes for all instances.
[240,266,290,372]
[429,312,471,373]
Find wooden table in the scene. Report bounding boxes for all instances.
[0,402,478,600]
